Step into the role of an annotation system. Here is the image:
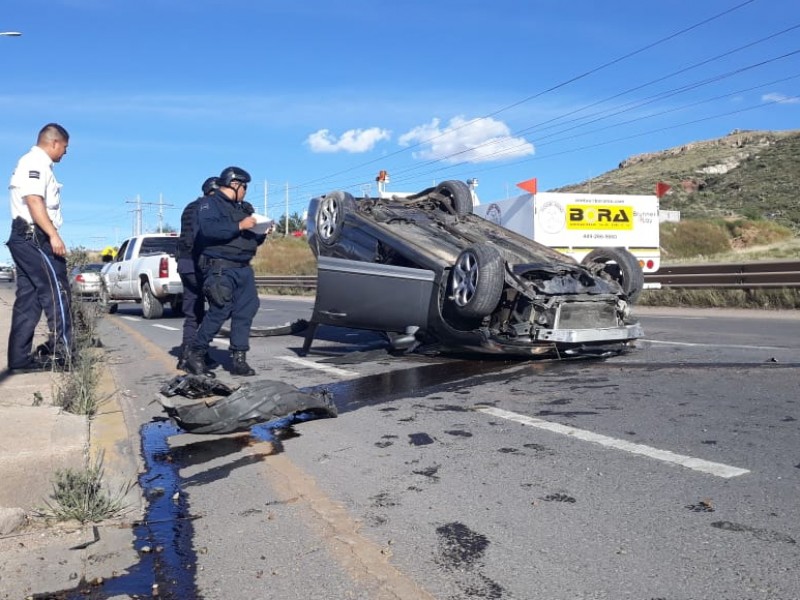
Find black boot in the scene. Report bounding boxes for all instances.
[176,346,187,370]
[230,350,255,376]
[184,348,216,378]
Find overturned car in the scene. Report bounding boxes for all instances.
[304,180,644,358]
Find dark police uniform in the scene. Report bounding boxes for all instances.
[190,190,266,364]
[176,196,205,359]
[6,145,72,370]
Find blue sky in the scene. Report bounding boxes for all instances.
[1,0,798,261]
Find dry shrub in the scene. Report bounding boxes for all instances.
[252,236,316,275]
[725,219,793,249]
[661,220,731,259]
[640,288,800,309]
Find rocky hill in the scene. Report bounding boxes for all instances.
[554,129,800,231]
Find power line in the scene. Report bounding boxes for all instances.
[287,0,761,196]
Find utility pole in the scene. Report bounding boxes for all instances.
[157,194,164,233]
[126,195,143,236]
[264,179,269,218]
[126,195,174,236]
[284,182,289,236]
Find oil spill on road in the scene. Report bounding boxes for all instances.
[412,464,441,481]
[434,522,506,599]
[34,420,200,599]
[541,493,577,503]
[445,429,473,438]
[409,432,435,446]
[302,358,527,413]
[35,412,325,600]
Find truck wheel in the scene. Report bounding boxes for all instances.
[141,282,164,319]
[436,180,473,216]
[449,244,504,318]
[315,191,352,247]
[581,247,644,304]
[99,283,118,314]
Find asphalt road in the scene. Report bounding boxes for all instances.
[95,297,800,600]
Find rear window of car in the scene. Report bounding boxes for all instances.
[139,237,178,256]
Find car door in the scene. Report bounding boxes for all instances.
[311,256,434,333]
[106,239,133,299]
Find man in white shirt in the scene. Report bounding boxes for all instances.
[6,123,73,373]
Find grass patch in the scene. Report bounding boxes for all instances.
[54,299,104,416]
[640,287,800,310]
[38,453,130,523]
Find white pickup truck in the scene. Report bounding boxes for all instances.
[99,233,183,319]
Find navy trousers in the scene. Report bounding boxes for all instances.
[6,228,73,369]
[178,270,205,351]
[191,264,258,353]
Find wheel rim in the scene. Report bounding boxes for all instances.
[142,288,151,313]
[452,251,479,307]
[316,196,339,241]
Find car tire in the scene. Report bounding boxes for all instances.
[99,283,118,314]
[449,244,505,318]
[581,247,644,304]
[436,180,473,216]
[315,191,352,247]
[141,282,164,319]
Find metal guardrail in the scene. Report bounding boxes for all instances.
[254,275,317,289]
[256,261,800,291]
[644,260,800,289]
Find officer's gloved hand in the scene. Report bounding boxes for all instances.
[242,201,255,215]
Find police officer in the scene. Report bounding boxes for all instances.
[6,123,73,373]
[184,166,266,377]
[175,176,219,371]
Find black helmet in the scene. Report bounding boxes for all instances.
[201,177,219,195]
[218,166,251,188]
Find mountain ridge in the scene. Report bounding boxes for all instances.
[554,129,800,230]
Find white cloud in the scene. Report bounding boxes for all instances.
[306,127,391,153]
[762,93,800,105]
[398,115,534,164]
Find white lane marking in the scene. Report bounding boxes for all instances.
[121,316,141,322]
[152,324,179,331]
[643,339,786,351]
[477,406,750,479]
[279,355,359,379]
[213,338,230,348]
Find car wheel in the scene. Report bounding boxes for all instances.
[449,244,505,318]
[315,191,351,247]
[141,282,164,319]
[581,247,644,304]
[436,180,473,216]
[99,283,118,314]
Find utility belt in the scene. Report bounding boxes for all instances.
[10,217,48,245]
[199,256,250,270]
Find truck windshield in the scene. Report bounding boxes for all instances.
[140,237,179,257]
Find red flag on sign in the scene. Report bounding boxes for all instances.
[655,181,671,198]
[516,177,538,194]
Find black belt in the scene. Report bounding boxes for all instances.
[10,217,45,243]
[202,257,249,269]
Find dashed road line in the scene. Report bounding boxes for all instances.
[279,355,359,379]
[152,324,179,331]
[477,406,750,479]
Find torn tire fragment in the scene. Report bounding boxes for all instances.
[158,375,336,434]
